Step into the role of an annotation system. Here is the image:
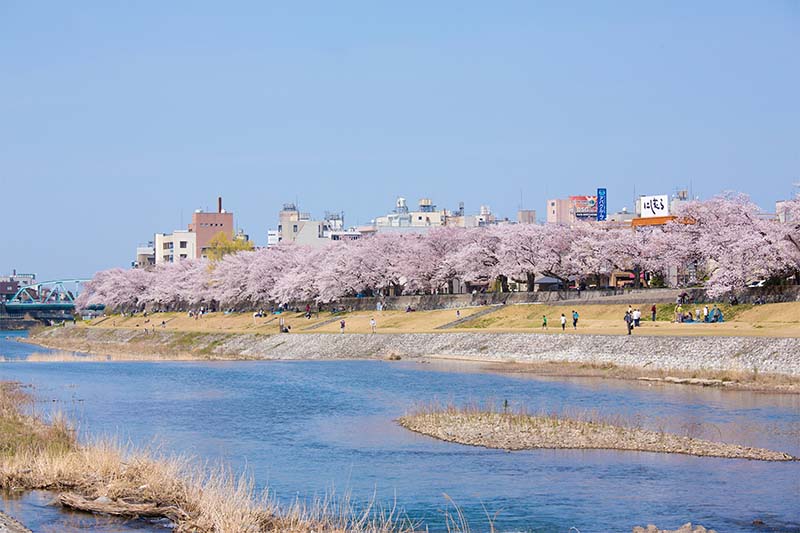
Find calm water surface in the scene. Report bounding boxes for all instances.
[1,331,799,533]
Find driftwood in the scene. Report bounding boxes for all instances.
[637,376,727,386]
[58,492,188,522]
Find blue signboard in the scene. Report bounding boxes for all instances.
[596,188,607,221]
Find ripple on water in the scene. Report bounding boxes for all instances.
[0,332,799,533]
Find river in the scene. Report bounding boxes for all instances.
[1,331,798,532]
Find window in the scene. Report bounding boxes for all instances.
[179,241,187,248]
[278,225,282,232]
[162,243,170,250]
[180,254,187,259]
[293,224,298,233]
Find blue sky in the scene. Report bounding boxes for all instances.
[1,1,798,280]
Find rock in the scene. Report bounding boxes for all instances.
[632,524,716,533]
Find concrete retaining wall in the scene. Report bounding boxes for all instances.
[320,288,697,312]
[31,327,800,376]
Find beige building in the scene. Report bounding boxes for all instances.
[154,230,197,264]
[517,209,537,224]
[546,198,573,224]
[133,243,155,268]
[274,204,360,247]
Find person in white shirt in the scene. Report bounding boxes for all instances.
[560,313,567,331]
[370,317,377,333]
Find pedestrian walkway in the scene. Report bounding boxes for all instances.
[435,305,504,330]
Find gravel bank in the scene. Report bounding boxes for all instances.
[0,512,30,533]
[398,411,797,461]
[633,524,717,533]
[27,327,800,376]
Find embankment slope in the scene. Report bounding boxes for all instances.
[26,326,800,377]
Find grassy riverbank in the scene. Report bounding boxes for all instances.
[80,300,800,337]
[0,381,472,533]
[398,403,797,461]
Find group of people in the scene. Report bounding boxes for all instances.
[674,304,724,323]
[541,310,580,331]
[187,307,208,320]
[338,317,378,333]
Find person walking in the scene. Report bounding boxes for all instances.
[633,308,641,327]
[703,305,709,322]
[339,319,346,334]
[624,311,634,335]
[651,304,657,322]
[541,315,548,330]
[560,313,567,331]
[370,317,377,333]
[572,310,579,329]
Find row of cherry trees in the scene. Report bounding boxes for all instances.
[77,194,800,311]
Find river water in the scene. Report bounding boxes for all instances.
[1,331,798,533]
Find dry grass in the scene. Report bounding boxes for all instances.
[84,301,800,338]
[0,382,74,459]
[86,307,485,335]
[452,302,800,337]
[0,381,483,532]
[398,401,796,461]
[3,350,236,363]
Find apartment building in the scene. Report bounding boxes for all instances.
[154,230,197,264]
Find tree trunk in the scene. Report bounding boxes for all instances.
[526,272,535,292]
[498,275,509,293]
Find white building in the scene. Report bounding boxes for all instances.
[154,230,197,264]
[272,204,361,247]
[776,199,797,223]
[373,197,446,232]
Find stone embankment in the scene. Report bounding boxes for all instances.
[398,411,796,461]
[27,326,800,377]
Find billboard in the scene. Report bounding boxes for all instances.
[570,195,598,220]
[639,194,669,218]
[596,188,607,221]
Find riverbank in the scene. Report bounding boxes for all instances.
[79,300,800,337]
[0,512,30,533]
[0,381,440,533]
[397,405,797,461]
[21,326,800,393]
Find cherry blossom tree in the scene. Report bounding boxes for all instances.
[670,193,787,296]
[78,192,798,310]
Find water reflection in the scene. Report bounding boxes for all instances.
[0,333,798,533]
